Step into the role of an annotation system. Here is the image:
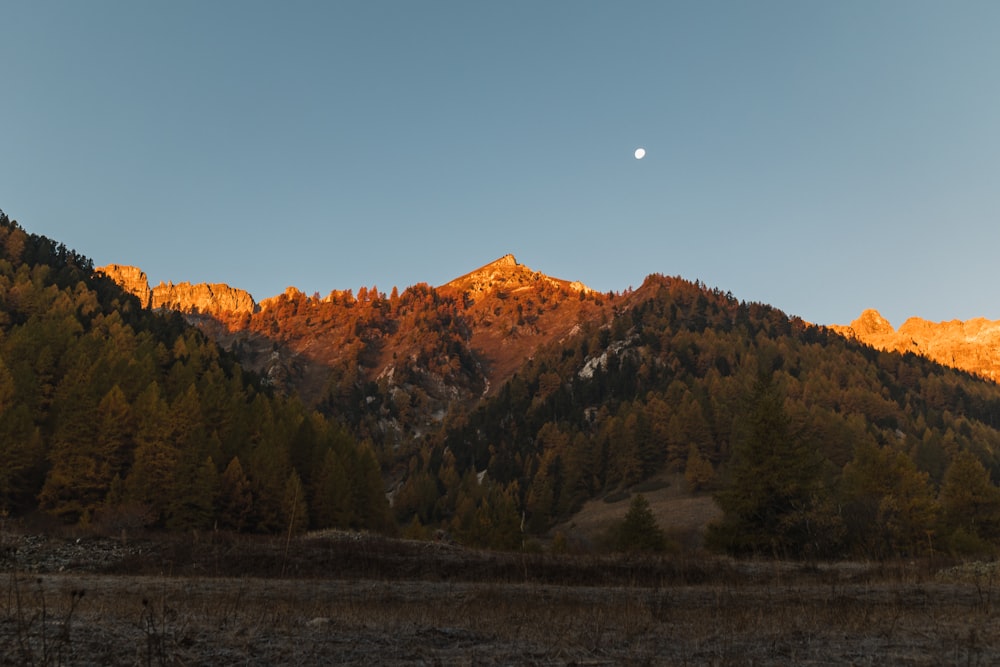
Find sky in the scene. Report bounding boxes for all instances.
[2,1,1000,327]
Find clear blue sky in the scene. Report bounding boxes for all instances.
[3,1,999,326]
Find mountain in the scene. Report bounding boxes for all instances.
[98,254,612,449]
[16,206,1000,559]
[410,275,1000,556]
[99,251,1000,557]
[832,309,1000,381]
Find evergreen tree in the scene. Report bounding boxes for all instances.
[281,470,309,536]
[167,456,219,531]
[124,383,179,525]
[684,443,715,492]
[841,440,938,558]
[616,494,667,552]
[40,375,123,522]
[310,448,351,529]
[348,444,391,531]
[939,450,1000,553]
[218,456,253,531]
[707,371,829,557]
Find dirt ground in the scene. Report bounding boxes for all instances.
[3,531,1000,665]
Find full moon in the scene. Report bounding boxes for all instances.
[634,147,646,160]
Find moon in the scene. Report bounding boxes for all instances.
[634,147,646,160]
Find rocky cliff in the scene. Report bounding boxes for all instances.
[96,264,153,308]
[152,280,257,315]
[832,309,1000,381]
[96,264,257,315]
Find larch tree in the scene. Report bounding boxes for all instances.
[939,450,1000,552]
[707,370,830,558]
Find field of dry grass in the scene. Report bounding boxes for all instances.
[4,530,1000,665]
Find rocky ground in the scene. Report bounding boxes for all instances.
[3,530,1000,665]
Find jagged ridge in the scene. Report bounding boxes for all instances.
[833,309,1000,381]
[97,264,257,315]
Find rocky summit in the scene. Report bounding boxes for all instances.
[832,309,1000,381]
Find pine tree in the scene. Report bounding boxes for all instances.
[218,456,253,531]
[167,457,219,531]
[707,370,829,557]
[124,383,179,525]
[40,376,128,522]
[841,439,938,558]
[282,470,309,536]
[939,450,1000,552]
[310,448,351,529]
[616,494,667,552]
[684,443,715,492]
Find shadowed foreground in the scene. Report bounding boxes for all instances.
[2,533,999,665]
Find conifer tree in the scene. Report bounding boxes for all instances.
[40,373,121,522]
[124,382,179,525]
[168,456,219,531]
[282,470,309,536]
[939,450,1000,552]
[218,456,253,531]
[616,494,667,552]
[310,448,351,529]
[684,443,715,492]
[841,439,938,558]
[707,370,829,557]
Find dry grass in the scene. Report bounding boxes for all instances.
[4,530,1000,665]
[4,569,1000,665]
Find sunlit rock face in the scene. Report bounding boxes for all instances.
[851,309,895,337]
[444,254,592,298]
[152,281,257,315]
[96,264,153,308]
[833,309,1000,381]
[97,264,257,315]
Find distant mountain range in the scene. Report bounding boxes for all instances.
[831,309,1000,382]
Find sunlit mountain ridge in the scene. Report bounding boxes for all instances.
[832,309,1000,382]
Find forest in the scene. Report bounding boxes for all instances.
[7,208,1000,561]
[395,274,1000,558]
[0,212,390,534]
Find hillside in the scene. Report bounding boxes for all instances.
[0,212,389,534]
[99,254,612,450]
[400,274,1000,557]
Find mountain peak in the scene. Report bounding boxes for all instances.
[445,254,518,284]
[851,309,895,336]
[443,254,591,296]
[487,253,518,269]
